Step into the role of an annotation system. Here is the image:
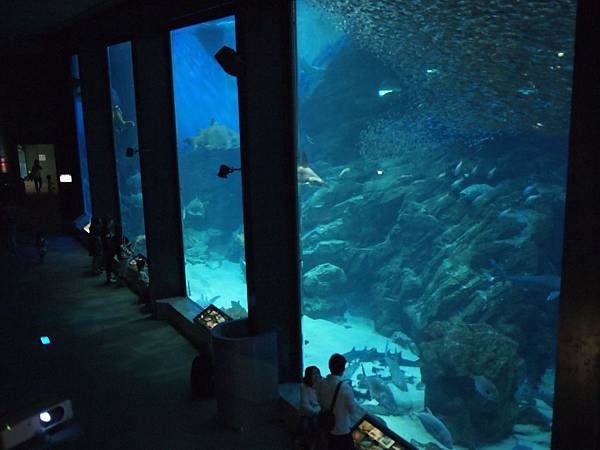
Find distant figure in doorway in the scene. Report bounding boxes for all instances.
[318,354,357,450]
[35,231,47,263]
[29,159,43,193]
[46,174,55,194]
[297,366,322,450]
[88,216,103,275]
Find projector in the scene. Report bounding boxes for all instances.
[1,399,74,449]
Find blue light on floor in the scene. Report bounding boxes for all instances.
[40,336,51,345]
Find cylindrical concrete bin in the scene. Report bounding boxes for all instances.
[211,318,278,431]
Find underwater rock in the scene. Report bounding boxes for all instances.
[184,118,240,151]
[418,321,525,447]
[303,295,346,319]
[302,239,355,273]
[303,263,348,297]
[301,219,346,248]
[222,300,247,320]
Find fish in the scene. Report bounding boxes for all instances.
[450,178,464,192]
[512,439,533,450]
[522,184,538,197]
[490,260,561,302]
[524,194,541,204]
[338,167,352,178]
[343,346,420,367]
[453,160,463,177]
[297,152,326,186]
[514,377,534,403]
[470,163,479,177]
[416,408,454,449]
[472,375,499,402]
[385,342,409,391]
[487,167,497,179]
[112,104,135,133]
[361,365,397,413]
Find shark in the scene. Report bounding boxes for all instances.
[385,342,409,392]
[343,346,420,367]
[297,152,325,186]
[490,260,561,302]
[360,365,397,414]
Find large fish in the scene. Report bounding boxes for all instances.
[490,259,561,302]
[472,375,499,403]
[384,342,409,392]
[344,346,420,367]
[361,365,397,414]
[297,152,325,186]
[416,408,454,449]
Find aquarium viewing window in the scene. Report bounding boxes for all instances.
[170,16,248,319]
[106,42,147,257]
[69,55,92,217]
[296,0,575,449]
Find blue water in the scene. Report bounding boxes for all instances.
[170,18,247,316]
[107,41,147,256]
[297,0,574,448]
[70,55,92,217]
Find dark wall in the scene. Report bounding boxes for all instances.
[0,50,84,220]
[551,0,600,448]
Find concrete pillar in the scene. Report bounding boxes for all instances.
[132,33,186,301]
[236,0,302,382]
[552,0,600,448]
[78,47,120,220]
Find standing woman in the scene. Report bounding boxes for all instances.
[29,159,43,193]
[298,366,322,450]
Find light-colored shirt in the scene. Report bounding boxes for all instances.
[317,374,356,435]
[300,383,320,416]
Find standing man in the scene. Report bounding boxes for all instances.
[29,159,43,193]
[318,353,357,450]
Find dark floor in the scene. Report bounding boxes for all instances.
[0,234,293,449]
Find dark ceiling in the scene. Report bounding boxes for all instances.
[0,0,125,55]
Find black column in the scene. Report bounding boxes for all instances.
[78,47,120,220]
[132,33,186,301]
[551,0,600,448]
[237,0,302,383]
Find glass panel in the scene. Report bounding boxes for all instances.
[17,146,28,178]
[296,1,575,449]
[107,42,147,256]
[170,17,247,317]
[70,55,92,216]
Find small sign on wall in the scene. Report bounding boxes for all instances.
[59,174,73,183]
[38,154,46,161]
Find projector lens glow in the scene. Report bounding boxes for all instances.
[40,336,51,345]
[39,412,51,423]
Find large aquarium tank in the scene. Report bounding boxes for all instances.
[170,17,248,318]
[297,1,575,449]
[70,55,92,217]
[107,42,147,256]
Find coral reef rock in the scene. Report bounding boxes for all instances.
[303,263,348,298]
[418,321,525,448]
